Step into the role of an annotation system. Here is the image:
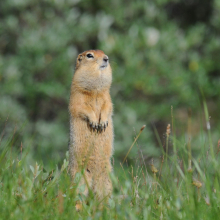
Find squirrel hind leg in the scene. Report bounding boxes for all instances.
[71,165,93,210]
[92,170,113,204]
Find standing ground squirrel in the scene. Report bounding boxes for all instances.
[69,50,113,206]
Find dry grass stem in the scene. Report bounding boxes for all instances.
[123,125,146,164]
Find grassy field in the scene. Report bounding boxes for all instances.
[1,1,220,219]
[1,103,220,220]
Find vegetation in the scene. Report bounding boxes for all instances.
[1,0,220,219]
[1,104,220,219]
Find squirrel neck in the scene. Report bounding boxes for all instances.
[71,81,110,95]
[71,68,112,94]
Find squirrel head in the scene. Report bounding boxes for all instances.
[73,50,112,92]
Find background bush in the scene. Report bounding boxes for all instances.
[1,0,220,168]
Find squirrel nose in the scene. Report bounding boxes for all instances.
[103,56,109,62]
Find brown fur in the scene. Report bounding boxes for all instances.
[69,50,113,205]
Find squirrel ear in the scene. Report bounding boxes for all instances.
[78,54,82,62]
[76,54,83,69]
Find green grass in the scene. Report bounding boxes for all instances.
[1,107,220,220]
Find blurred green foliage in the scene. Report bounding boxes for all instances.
[1,0,220,167]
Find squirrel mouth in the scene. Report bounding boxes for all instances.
[100,64,107,69]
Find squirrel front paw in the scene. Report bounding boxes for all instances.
[87,118,108,132]
[98,120,108,132]
[88,120,99,131]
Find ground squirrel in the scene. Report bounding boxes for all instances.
[69,50,113,206]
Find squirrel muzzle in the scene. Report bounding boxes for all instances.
[100,55,109,70]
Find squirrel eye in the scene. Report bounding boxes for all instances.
[86,53,94,58]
